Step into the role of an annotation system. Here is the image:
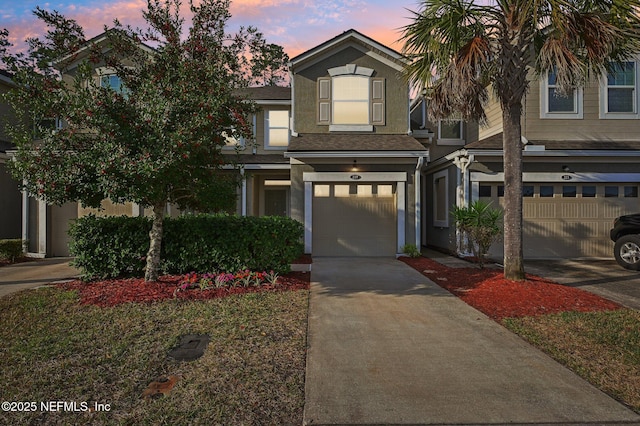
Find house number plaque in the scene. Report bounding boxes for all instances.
[350,174,362,180]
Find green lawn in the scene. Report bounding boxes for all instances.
[504,309,640,412]
[0,286,308,425]
[2,281,638,424]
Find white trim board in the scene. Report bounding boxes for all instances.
[471,172,640,182]
[303,171,406,182]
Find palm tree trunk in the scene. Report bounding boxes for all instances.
[144,201,165,282]
[502,102,526,281]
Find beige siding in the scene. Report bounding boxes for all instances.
[50,202,78,256]
[79,200,134,217]
[524,78,640,141]
[479,91,503,140]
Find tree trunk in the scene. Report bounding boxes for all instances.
[144,202,165,282]
[502,103,526,281]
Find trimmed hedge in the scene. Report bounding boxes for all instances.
[0,239,24,261]
[68,214,304,280]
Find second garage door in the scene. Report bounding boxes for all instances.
[480,182,640,258]
[312,183,397,256]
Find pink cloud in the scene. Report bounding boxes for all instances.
[3,0,420,60]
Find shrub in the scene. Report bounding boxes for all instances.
[68,214,304,280]
[0,239,25,262]
[401,244,421,258]
[451,200,503,268]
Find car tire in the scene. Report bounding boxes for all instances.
[614,234,640,271]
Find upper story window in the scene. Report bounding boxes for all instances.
[540,69,583,119]
[222,130,246,150]
[332,76,369,125]
[438,120,464,145]
[317,64,385,132]
[34,117,63,138]
[99,71,130,98]
[265,109,290,149]
[600,61,639,119]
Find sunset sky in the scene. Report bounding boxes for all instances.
[1,0,423,58]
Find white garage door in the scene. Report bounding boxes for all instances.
[313,183,396,256]
[480,183,640,258]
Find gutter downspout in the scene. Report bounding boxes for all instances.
[414,156,425,248]
[288,63,298,138]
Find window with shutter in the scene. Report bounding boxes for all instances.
[316,64,385,131]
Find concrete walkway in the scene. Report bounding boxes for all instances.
[304,257,640,425]
[0,257,79,298]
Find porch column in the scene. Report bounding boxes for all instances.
[37,198,47,256]
[397,180,405,253]
[304,181,312,254]
[21,188,28,248]
[241,170,247,216]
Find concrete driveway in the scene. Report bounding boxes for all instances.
[304,257,640,425]
[0,257,79,298]
[525,258,640,310]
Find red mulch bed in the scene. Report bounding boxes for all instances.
[400,256,622,321]
[57,271,310,308]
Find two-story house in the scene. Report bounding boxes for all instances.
[236,30,429,257]
[19,29,429,258]
[423,65,640,259]
[284,30,428,256]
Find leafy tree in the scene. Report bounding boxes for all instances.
[1,0,288,281]
[249,39,289,86]
[451,200,502,268]
[401,0,640,280]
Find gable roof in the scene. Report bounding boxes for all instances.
[53,30,155,72]
[287,133,427,152]
[237,86,291,101]
[289,29,407,72]
[0,70,14,86]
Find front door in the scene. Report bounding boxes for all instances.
[264,189,289,217]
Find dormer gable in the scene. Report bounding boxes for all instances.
[289,29,407,74]
[290,30,410,135]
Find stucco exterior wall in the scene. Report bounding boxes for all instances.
[293,45,409,135]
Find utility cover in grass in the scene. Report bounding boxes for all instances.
[168,334,210,361]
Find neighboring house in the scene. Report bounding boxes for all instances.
[424,65,640,259]
[0,70,23,240]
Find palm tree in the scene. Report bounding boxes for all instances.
[401,0,640,280]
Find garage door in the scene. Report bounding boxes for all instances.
[313,183,396,256]
[480,183,640,258]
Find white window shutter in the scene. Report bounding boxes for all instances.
[371,78,385,125]
[318,78,331,125]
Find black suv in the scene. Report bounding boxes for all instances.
[610,213,640,270]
